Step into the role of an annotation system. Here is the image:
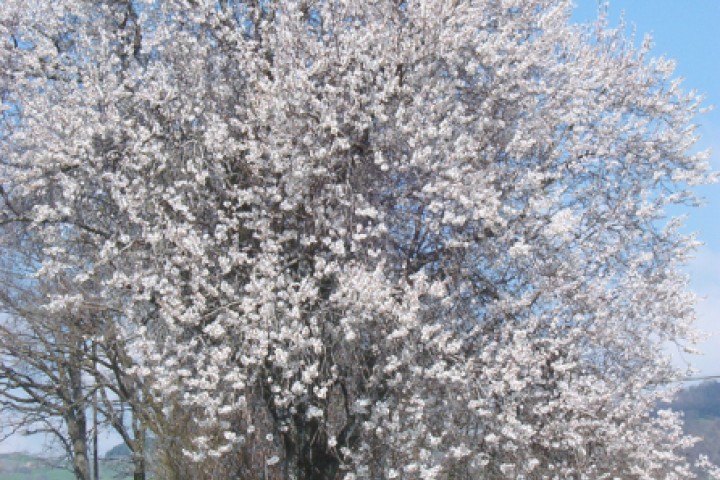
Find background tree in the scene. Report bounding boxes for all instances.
[0,2,157,478]
[0,214,156,480]
[0,251,94,480]
[1,0,716,479]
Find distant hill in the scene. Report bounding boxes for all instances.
[672,381,720,419]
[104,436,155,460]
[668,381,720,473]
[104,443,131,459]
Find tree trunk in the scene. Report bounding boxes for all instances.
[66,347,90,480]
[68,418,91,480]
[282,415,340,480]
[132,402,146,480]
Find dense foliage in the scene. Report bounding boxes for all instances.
[1,0,715,478]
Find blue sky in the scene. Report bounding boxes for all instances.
[2,0,719,456]
[572,1,720,377]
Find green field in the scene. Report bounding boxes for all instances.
[0,453,131,480]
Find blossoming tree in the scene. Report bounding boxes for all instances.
[1,0,715,478]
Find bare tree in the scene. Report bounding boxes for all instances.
[0,228,94,480]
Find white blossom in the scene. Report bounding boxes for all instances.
[1,0,713,478]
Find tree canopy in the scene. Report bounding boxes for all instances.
[0,0,716,478]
